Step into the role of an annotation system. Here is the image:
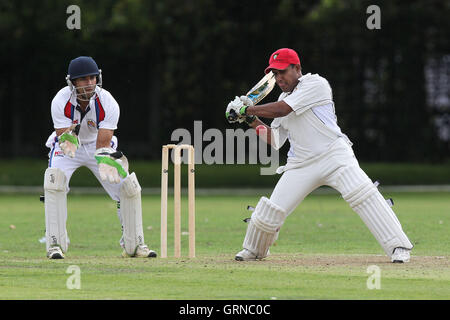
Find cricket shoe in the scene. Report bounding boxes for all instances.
[235,249,260,261]
[122,245,157,258]
[391,247,411,263]
[47,246,65,259]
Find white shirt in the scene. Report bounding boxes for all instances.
[47,86,120,146]
[271,73,350,162]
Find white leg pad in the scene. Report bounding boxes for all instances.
[243,197,288,258]
[44,168,69,252]
[337,166,413,256]
[120,173,145,255]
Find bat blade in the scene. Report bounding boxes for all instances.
[245,71,276,105]
[227,71,276,122]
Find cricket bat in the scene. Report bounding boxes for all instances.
[245,71,276,105]
[227,71,276,121]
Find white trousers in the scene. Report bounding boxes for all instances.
[269,138,412,256]
[270,138,357,213]
[46,137,125,248]
[47,137,121,201]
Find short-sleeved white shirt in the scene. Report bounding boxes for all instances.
[270,73,349,162]
[49,86,120,145]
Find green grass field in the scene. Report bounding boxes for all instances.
[0,192,448,300]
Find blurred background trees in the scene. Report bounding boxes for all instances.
[0,0,448,162]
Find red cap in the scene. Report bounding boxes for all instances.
[264,48,300,74]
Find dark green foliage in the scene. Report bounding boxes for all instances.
[0,0,448,161]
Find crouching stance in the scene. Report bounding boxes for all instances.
[44,56,156,259]
[227,48,412,263]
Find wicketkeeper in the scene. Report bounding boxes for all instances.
[43,56,157,259]
[226,48,413,263]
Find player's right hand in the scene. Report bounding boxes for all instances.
[226,96,246,123]
[59,124,80,158]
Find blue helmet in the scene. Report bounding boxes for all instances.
[67,56,100,80]
[66,56,103,101]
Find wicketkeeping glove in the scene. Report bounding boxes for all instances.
[94,148,129,184]
[59,124,80,158]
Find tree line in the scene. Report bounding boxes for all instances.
[0,0,448,162]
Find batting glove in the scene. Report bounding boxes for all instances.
[239,96,258,124]
[226,96,247,123]
[59,124,80,158]
[94,148,129,184]
[239,95,254,107]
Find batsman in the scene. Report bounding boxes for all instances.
[226,48,413,263]
[43,56,157,259]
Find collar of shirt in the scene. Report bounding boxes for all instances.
[73,105,90,125]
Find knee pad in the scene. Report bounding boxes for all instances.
[119,173,145,255]
[44,167,67,192]
[243,197,288,258]
[335,166,375,206]
[251,197,287,233]
[44,168,69,252]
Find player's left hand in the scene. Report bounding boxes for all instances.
[59,124,80,158]
[239,95,254,107]
[226,96,247,123]
[94,148,129,184]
